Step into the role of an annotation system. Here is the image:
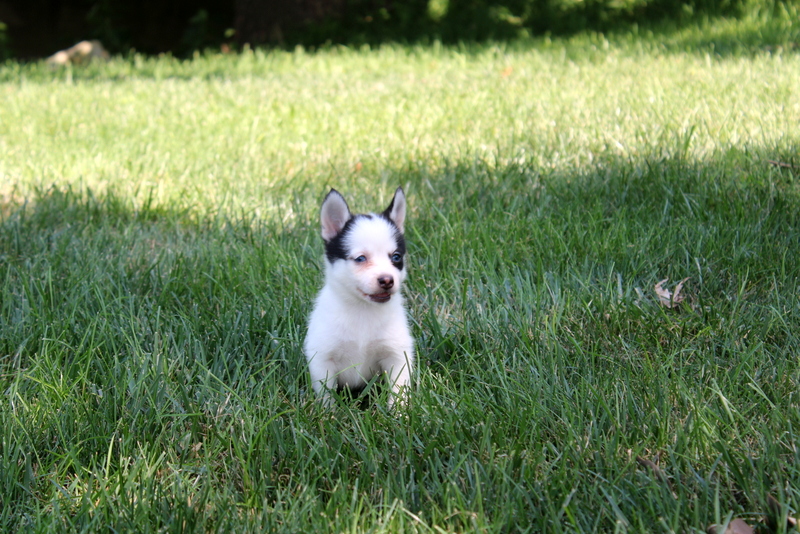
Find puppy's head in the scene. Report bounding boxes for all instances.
[319,187,407,304]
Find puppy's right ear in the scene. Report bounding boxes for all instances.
[320,189,350,242]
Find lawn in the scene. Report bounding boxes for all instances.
[1,14,799,533]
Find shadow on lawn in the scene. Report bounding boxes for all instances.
[3,148,798,325]
[2,149,799,429]
[0,182,317,379]
[2,146,799,252]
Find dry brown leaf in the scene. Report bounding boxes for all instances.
[706,518,754,534]
[636,456,667,484]
[636,455,677,499]
[654,277,689,308]
[767,159,798,169]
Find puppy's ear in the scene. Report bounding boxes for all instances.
[320,189,351,241]
[383,187,406,233]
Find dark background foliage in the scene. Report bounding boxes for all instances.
[0,0,788,58]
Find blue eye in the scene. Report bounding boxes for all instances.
[354,255,367,263]
[391,253,402,263]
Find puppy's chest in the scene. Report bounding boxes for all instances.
[308,288,411,360]
[321,296,405,334]
[327,337,394,367]
[327,319,399,357]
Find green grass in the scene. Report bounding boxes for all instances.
[1,15,800,533]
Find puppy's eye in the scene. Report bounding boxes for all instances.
[354,255,367,263]
[391,252,402,263]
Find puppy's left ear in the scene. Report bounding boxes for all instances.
[383,187,406,233]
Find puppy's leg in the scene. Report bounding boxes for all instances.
[384,354,412,408]
[308,357,339,407]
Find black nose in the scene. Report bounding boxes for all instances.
[378,276,394,290]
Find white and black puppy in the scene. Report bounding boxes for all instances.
[304,187,414,408]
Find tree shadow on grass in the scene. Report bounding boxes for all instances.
[3,146,798,367]
[0,183,315,391]
[3,145,799,299]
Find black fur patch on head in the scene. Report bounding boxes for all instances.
[381,213,406,271]
[391,242,406,271]
[324,214,365,262]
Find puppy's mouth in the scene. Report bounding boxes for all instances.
[363,291,392,303]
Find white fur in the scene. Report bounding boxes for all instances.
[304,188,414,408]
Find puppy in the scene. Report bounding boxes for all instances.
[304,187,414,408]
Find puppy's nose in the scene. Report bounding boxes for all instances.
[378,276,394,290]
